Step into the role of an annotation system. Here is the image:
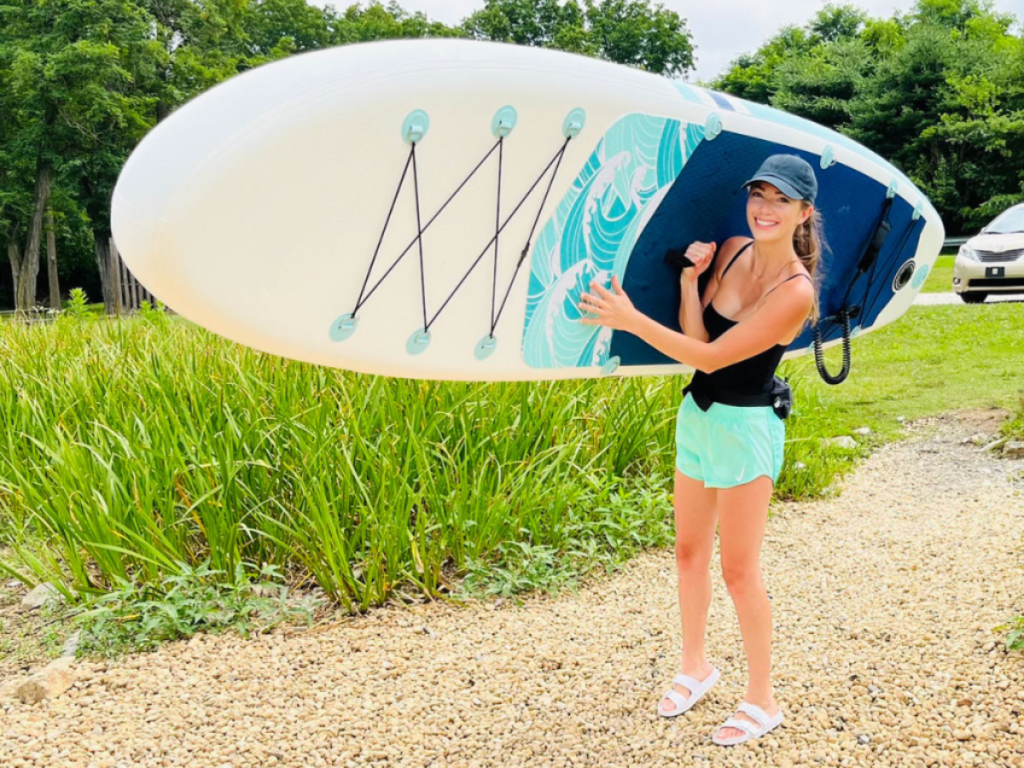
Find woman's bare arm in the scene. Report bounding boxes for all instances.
[678,236,748,339]
[678,279,709,342]
[632,277,814,373]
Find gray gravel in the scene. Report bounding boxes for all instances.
[2,409,1023,768]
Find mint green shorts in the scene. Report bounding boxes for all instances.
[675,392,785,488]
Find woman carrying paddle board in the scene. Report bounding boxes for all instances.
[577,154,822,746]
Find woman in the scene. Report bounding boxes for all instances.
[577,154,823,747]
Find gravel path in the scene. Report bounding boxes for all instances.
[2,409,1024,768]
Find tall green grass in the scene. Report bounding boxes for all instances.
[0,314,857,610]
[920,253,955,293]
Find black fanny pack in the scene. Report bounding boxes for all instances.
[770,375,793,419]
[682,375,793,420]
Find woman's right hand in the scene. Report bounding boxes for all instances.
[682,241,716,284]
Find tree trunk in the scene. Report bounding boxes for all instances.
[46,206,60,310]
[110,236,123,316]
[15,157,53,312]
[94,231,115,314]
[8,240,21,296]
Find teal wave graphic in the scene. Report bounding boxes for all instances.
[522,114,704,369]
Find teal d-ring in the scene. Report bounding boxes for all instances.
[492,106,517,139]
[329,313,358,342]
[601,355,621,375]
[704,113,723,141]
[402,109,430,145]
[474,334,497,360]
[406,327,431,355]
[562,108,586,139]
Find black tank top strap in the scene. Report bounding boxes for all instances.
[761,271,812,300]
[719,240,754,281]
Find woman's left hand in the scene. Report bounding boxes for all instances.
[577,275,641,333]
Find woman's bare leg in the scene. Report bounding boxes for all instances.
[713,475,780,738]
[659,469,719,714]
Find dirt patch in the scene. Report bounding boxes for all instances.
[0,557,69,679]
[944,406,1014,437]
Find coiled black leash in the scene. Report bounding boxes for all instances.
[812,306,859,385]
[810,195,896,386]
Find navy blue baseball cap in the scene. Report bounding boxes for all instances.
[742,154,818,204]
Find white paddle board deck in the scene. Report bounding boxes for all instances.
[111,39,944,381]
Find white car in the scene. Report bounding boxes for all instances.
[953,203,1024,303]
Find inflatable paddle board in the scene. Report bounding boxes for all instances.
[111,39,944,381]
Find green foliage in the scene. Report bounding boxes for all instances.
[0,0,467,311]
[64,287,90,318]
[715,0,1024,234]
[713,5,865,103]
[6,302,1018,616]
[331,1,465,45]
[771,37,870,128]
[912,0,993,29]
[0,317,682,611]
[243,0,334,55]
[810,4,869,42]
[994,614,1024,652]
[0,314,866,616]
[137,298,168,326]
[0,0,171,310]
[68,558,322,658]
[461,0,694,76]
[919,253,955,292]
[453,480,673,601]
[1000,391,1024,441]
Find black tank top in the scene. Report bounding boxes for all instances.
[687,241,811,398]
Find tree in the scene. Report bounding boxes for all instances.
[332,1,464,45]
[0,0,473,311]
[0,0,166,312]
[771,37,871,131]
[848,3,1024,231]
[809,4,868,43]
[714,5,865,104]
[714,26,816,105]
[462,0,694,76]
[714,0,1024,234]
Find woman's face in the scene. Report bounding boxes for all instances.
[746,181,813,244]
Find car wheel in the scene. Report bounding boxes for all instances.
[960,292,988,304]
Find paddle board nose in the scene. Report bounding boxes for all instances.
[111,189,164,292]
[111,101,193,307]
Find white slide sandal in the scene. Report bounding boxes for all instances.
[657,665,721,717]
[711,701,784,745]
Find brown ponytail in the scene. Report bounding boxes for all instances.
[794,203,826,326]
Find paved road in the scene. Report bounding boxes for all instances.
[913,291,1024,306]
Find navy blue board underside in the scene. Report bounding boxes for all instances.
[611,131,924,366]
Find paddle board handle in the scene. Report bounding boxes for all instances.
[858,197,894,274]
[663,248,696,269]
